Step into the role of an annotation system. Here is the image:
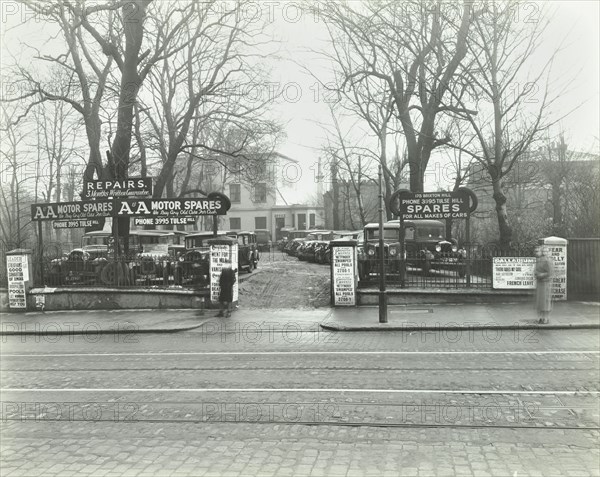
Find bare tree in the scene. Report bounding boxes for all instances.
[320,0,476,193]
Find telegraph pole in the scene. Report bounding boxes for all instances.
[378,166,387,323]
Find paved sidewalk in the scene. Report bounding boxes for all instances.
[322,301,600,331]
[1,301,598,335]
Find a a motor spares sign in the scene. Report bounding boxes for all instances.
[7,254,29,309]
[83,178,152,199]
[332,246,356,306]
[31,201,114,221]
[210,244,239,305]
[492,257,536,289]
[397,191,470,220]
[117,198,227,217]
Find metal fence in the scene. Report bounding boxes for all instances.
[358,243,537,289]
[567,238,600,298]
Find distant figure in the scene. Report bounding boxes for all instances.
[217,264,236,317]
[534,245,553,324]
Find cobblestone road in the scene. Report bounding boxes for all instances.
[1,312,599,476]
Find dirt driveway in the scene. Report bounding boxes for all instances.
[238,251,331,309]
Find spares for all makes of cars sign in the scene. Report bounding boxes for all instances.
[396,191,471,220]
[83,178,152,199]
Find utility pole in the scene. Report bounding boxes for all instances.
[378,166,387,323]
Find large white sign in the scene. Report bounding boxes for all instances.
[492,257,536,289]
[332,246,356,306]
[546,244,567,301]
[7,254,30,309]
[210,243,239,305]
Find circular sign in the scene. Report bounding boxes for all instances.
[207,191,231,213]
[458,187,478,213]
[388,189,412,216]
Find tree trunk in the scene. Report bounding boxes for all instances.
[492,179,512,248]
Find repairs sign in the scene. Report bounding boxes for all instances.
[83,178,152,198]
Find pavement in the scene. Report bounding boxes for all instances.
[0,301,599,335]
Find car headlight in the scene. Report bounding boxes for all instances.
[460,249,467,258]
[179,256,185,262]
[389,248,397,256]
[367,248,375,256]
[452,245,458,252]
[435,244,441,252]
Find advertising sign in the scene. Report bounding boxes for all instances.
[210,243,239,305]
[543,240,567,301]
[53,219,102,229]
[332,246,356,306]
[117,198,227,217]
[31,200,113,221]
[7,253,30,309]
[83,178,152,199]
[492,257,536,289]
[32,197,227,221]
[134,217,197,227]
[395,191,471,220]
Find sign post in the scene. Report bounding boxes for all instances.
[208,236,239,308]
[330,240,357,306]
[540,236,568,301]
[6,249,32,310]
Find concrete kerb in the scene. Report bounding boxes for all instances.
[319,322,600,332]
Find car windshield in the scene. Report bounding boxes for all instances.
[186,236,211,248]
[415,226,445,239]
[366,229,399,241]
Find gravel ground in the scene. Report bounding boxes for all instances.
[238,252,331,309]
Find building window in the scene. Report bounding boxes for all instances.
[309,213,316,228]
[298,213,306,230]
[255,217,267,230]
[229,184,241,203]
[229,217,241,230]
[254,183,267,203]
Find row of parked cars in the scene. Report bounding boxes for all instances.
[280,230,359,265]
[279,220,467,280]
[47,229,264,287]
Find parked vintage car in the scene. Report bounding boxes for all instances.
[357,222,403,281]
[358,220,466,280]
[314,241,331,264]
[254,229,272,252]
[387,219,466,277]
[228,231,259,272]
[173,231,228,286]
[47,248,108,286]
[284,238,305,256]
[297,241,319,261]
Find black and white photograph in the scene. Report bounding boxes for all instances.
[0,1,599,476]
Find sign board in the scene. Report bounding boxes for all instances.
[541,237,568,301]
[394,191,471,220]
[492,257,536,289]
[53,219,102,229]
[31,200,114,221]
[332,245,356,306]
[117,198,227,217]
[6,253,30,309]
[134,217,196,227]
[32,197,228,221]
[210,243,239,305]
[83,178,152,199]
